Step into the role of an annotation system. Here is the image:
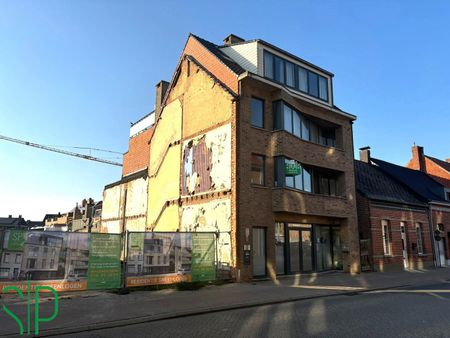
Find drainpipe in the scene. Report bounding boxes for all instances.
[427,205,438,268]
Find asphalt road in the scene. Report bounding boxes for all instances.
[61,282,450,338]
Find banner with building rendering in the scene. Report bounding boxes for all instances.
[0,230,121,292]
[126,232,216,287]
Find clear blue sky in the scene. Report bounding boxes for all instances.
[1,1,449,220]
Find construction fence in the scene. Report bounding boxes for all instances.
[0,229,221,292]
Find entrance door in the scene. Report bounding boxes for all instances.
[400,223,409,269]
[252,228,266,276]
[438,239,446,267]
[289,229,301,273]
[289,228,313,273]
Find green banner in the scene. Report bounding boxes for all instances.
[191,233,215,282]
[87,234,121,289]
[7,230,27,251]
[285,162,302,176]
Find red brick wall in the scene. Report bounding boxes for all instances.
[183,36,239,95]
[431,208,450,259]
[407,147,450,188]
[367,202,433,271]
[122,128,153,177]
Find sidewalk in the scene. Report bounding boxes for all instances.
[1,268,449,337]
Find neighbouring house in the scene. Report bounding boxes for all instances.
[102,112,154,234]
[144,33,360,281]
[355,148,434,272]
[370,154,450,267]
[43,212,70,232]
[407,145,450,194]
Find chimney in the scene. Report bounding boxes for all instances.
[19,215,22,219]
[223,34,245,46]
[8,215,12,218]
[446,159,450,163]
[412,145,426,172]
[359,146,371,163]
[155,80,170,121]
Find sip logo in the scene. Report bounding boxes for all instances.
[1,281,59,335]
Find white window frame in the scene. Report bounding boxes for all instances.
[382,220,391,256]
[415,222,424,255]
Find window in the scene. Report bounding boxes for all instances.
[251,98,264,128]
[382,220,391,256]
[27,258,36,269]
[50,259,54,269]
[274,101,336,147]
[3,253,10,263]
[15,254,22,264]
[298,67,308,92]
[282,158,312,192]
[308,72,319,97]
[318,175,338,196]
[264,52,274,79]
[286,61,295,88]
[42,259,46,269]
[146,256,153,265]
[251,154,265,185]
[319,76,328,101]
[263,51,330,102]
[416,223,424,255]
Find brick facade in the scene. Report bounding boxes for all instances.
[359,198,434,271]
[122,127,153,177]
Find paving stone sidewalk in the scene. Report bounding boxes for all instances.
[1,268,449,337]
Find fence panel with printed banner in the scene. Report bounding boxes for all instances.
[0,230,121,292]
[125,232,217,287]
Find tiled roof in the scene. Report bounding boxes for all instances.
[355,160,425,205]
[426,155,450,173]
[191,34,246,75]
[372,158,448,203]
[0,217,28,227]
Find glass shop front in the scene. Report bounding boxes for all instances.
[275,222,342,274]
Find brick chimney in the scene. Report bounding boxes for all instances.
[446,159,450,163]
[155,80,170,121]
[412,145,426,172]
[359,146,371,163]
[223,34,245,46]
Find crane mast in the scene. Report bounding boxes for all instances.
[0,134,123,167]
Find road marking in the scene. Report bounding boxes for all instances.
[293,285,366,291]
[369,289,450,293]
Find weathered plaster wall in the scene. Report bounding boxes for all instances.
[181,198,232,268]
[102,176,148,234]
[182,124,232,196]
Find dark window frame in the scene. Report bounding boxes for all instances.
[251,153,266,186]
[250,97,265,129]
[263,50,329,103]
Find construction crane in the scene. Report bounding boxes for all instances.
[0,134,123,167]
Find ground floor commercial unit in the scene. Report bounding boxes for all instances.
[252,222,343,277]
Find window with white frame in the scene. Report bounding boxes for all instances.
[381,220,391,256]
[415,222,424,255]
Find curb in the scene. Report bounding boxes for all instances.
[0,283,411,338]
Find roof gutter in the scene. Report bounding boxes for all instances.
[238,71,356,121]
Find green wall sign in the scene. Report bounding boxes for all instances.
[191,233,216,282]
[7,230,27,251]
[87,234,121,290]
[285,162,302,176]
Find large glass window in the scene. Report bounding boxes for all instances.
[308,72,319,97]
[251,98,264,128]
[298,67,308,92]
[274,101,336,147]
[263,51,329,102]
[318,175,338,196]
[264,52,274,79]
[250,154,265,185]
[283,158,311,192]
[286,61,295,88]
[319,76,328,101]
[274,56,285,83]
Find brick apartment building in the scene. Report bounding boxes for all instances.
[355,148,433,271]
[143,33,360,281]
